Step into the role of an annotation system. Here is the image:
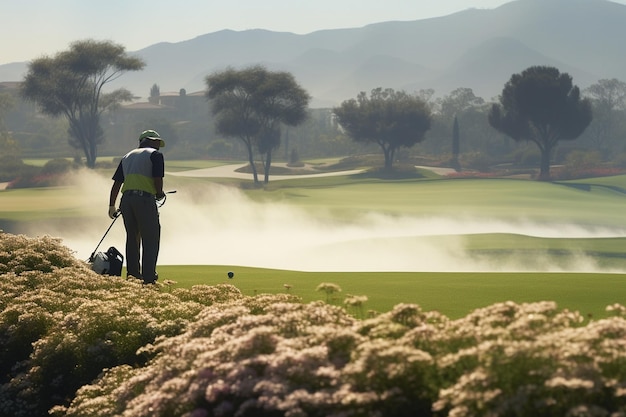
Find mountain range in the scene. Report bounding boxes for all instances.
[1,0,625,107]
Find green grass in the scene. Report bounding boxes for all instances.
[258,176,626,226]
[165,160,240,172]
[155,265,626,319]
[4,174,624,225]
[0,186,92,220]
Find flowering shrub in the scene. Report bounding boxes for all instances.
[434,315,626,417]
[445,166,626,180]
[316,282,342,303]
[551,167,626,180]
[0,233,209,416]
[0,232,84,274]
[1,232,626,417]
[5,158,78,189]
[6,172,74,189]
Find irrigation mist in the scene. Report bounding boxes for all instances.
[33,170,626,273]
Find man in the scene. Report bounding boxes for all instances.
[109,129,166,284]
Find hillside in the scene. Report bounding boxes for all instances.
[1,0,624,107]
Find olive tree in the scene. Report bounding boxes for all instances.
[21,39,144,167]
[333,88,432,170]
[488,66,592,180]
[206,65,310,184]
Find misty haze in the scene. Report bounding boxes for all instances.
[27,170,625,273]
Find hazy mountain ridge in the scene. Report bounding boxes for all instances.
[1,0,624,107]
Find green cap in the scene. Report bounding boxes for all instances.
[138,129,165,147]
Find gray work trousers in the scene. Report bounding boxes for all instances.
[120,191,160,284]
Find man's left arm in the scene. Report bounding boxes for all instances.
[151,152,165,199]
[154,177,164,199]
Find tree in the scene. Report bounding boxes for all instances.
[206,65,310,184]
[488,66,592,180]
[149,84,160,104]
[452,115,460,171]
[333,88,432,170]
[583,78,626,156]
[585,78,626,111]
[440,87,485,119]
[0,93,20,158]
[420,88,500,161]
[21,39,144,168]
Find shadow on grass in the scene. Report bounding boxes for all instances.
[353,166,433,180]
[554,182,626,194]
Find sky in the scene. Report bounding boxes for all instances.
[0,0,558,66]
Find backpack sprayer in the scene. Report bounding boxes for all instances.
[88,190,176,275]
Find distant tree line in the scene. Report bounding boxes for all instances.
[3,39,626,182]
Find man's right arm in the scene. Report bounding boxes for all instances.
[109,180,123,218]
[109,180,123,207]
[110,161,125,206]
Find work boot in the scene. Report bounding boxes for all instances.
[143,272,158,285]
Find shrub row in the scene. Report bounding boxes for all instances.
[1,232,626,417]
[3,158,79,189]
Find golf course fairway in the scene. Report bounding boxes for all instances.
[1,163,625,320]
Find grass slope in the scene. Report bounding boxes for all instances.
[260,176,626,226]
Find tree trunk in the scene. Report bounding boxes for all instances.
[538,146,552,181]
[79,138,90,168]
[243,140,259,184]
[382,146,394,170]
[86,138,97,168]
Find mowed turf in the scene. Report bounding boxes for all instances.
[155,265,626,320]
[261,175,626,226]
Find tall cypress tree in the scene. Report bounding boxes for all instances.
[452,115,461,171]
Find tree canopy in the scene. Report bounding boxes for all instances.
[21,39,144,167]
[583,78,626,155]
[0,93,19,158]
[206,65,310,184]
[488,66,592,180]
[333,88,432,170]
